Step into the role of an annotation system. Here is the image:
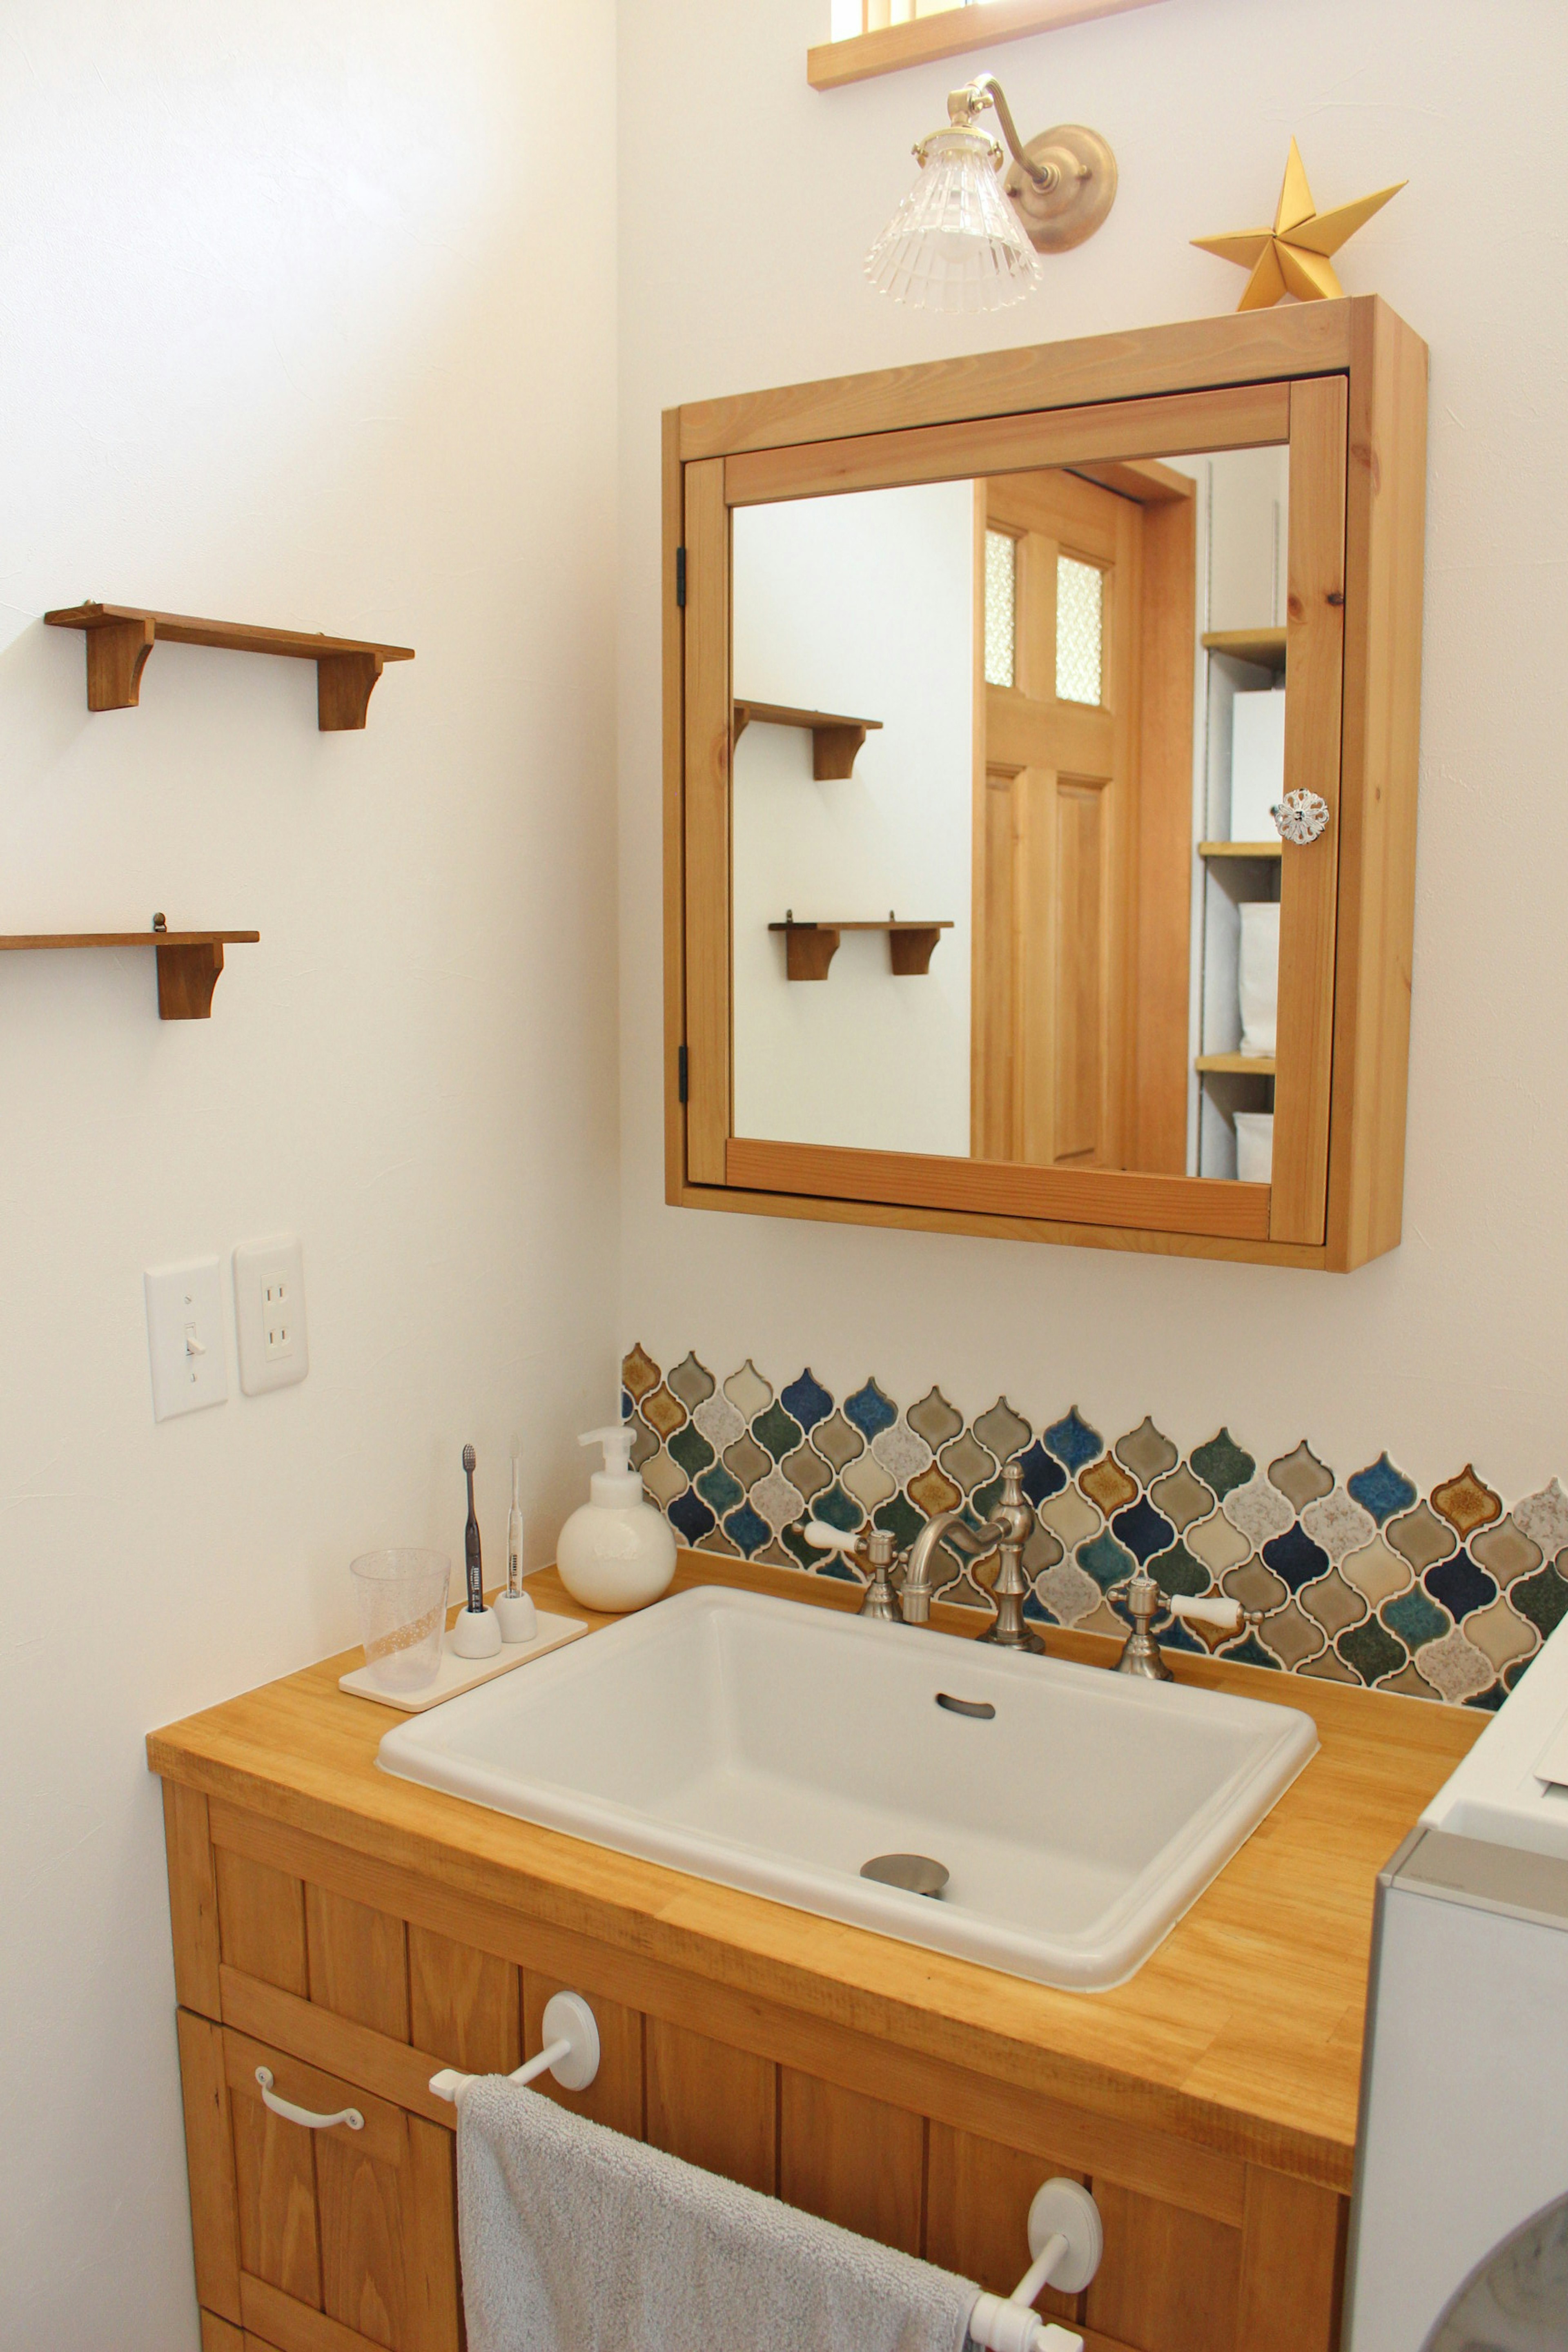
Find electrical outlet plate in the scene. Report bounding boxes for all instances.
[145,1257,229,1422]
[233,1234,309,1396]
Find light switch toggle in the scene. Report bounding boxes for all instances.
[145,1259,228,1422]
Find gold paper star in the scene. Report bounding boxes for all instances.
[1193,139,1405,310]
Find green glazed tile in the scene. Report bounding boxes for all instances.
[1339,1619,1408,1686]
[1189,1429,1256,1501]
[696,1462,744,1515]
[668,1423,714,1479]
[1115,1417,1179,1486]
[752,1401,804,1461]
[1508,1566,1568,1641]
[873,1494,925,1553]
[1149,1542,1211,1599]
[1383,1587,1450,1649]
[1268,1442,1334,1510]
[1078,1530,1135,1591]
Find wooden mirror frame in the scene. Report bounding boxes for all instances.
[663,298,1427,1271]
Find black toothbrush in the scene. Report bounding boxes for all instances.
[462,1444,483,1613]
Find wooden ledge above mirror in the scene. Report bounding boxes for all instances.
[664,299,1428,1272]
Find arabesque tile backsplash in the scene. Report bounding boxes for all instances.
[621,1345,1568,1712]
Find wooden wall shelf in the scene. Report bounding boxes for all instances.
[1201,627,1287,673]
[44,603,414,731]
[1196,1051,1276,1078]
[1199,840,1283,860]
[733,700,882,781]
[768,917,952,981]
[0,927,259,1019]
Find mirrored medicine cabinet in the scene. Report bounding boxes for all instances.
[663,300,1428,1270]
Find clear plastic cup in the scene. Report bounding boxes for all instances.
[350,1549,451,1693]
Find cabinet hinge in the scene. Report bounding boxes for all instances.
[675,546,686,608]
[677,1044,689,1104]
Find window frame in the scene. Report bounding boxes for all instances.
[808,0,1169,93]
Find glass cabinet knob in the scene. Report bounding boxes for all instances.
[1271,789,1331,845]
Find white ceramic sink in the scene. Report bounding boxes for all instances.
[378,1584,1318,1991]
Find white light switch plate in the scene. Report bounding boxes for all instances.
[234,1234,309,1395]
[145,1258,229,1421]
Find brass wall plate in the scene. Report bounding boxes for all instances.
[1006,125,1118,252]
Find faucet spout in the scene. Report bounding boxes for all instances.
[902,1460,1043,1652]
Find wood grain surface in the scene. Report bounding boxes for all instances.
[150,1553,1479,2195]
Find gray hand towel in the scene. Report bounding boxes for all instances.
[457,2078,981,2352]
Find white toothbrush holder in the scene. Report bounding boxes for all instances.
[451,1604,502,1659]
[495,1590,538,1644]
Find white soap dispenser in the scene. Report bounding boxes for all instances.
[557,1425,677,1613]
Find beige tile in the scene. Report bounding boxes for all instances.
[1039,1486,1101,1549]
[1185,1510,1251,1577]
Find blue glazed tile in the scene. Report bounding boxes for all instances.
[1078,1530,1134,1591]
[1261,1523,1331,1593]
[780,1523,817,1571]
[668,1489,715,1545]
[1018,1440,1067,1508]
[813,1483,862,1534]
[1503,1653,1536,1693]
[1111,1499,1176,1564]
[780,1369,833,1433]
[723,1502,771,1558]
[874,1494,924,1551]
[817,1554,860,1584]
[1384,1587,1450,1649]
[696,1463,744,1515]
[1425,1550,1497,1620]
[1464,1684,1507,1713]
[621,1389,633,1419]
[844,1379,898,1440]
[1348,1452,1419,1526]
[1222,1632,1281,1672]
[1045,1408,1104,1474]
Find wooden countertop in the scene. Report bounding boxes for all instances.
[147,1550,1481,2195]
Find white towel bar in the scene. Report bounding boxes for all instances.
[432,1992,1098,2352]
[430,1989,601,2105]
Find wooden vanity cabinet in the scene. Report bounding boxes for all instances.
[163,1778,1346,2352]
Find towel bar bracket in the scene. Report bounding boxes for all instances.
[430,1988,601,2105]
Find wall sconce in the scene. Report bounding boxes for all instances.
[865,74,1117,314]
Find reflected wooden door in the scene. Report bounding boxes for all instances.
[972,470,1139,1169]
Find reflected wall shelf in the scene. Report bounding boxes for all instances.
[1201,627,1287,673]
[1200,840,1283,860]
[1196,1052,1276,1078]
[0,925,259,1019]
[733,699,882,781]
[44,603,415,731]
[769,917,953,981]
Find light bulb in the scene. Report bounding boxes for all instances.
[865,126,1043,314]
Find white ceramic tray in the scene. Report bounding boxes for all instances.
[339,1608,587,1713]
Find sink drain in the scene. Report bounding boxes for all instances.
[860,1853,949,1899]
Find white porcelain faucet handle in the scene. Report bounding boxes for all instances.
[802,1520,861,1555]
[1169,1593,1244,1633]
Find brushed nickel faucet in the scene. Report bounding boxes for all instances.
[1108,1565,1249,1678]
[902,1458,1042,1651]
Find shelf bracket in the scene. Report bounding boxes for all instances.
[84,614,156,712]
[317,649,384,732]
[776,922,842,981]
[156,938,228,1020]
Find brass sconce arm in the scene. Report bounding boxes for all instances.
[949,76,1056,190]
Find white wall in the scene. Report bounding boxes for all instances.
[617,0,1568,1496]
[732,483,973,1153]
[0,7,618,2346]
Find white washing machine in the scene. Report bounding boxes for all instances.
[1346,1610,1568,2350]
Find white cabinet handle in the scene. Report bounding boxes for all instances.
[255,2065,363,2132]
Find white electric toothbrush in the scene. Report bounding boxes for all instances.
[496,1448,537,1644]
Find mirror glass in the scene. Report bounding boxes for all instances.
[730,445,1290,1182]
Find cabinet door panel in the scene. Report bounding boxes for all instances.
[779,2070,924,2256]
[305,1886,409,2044]
[408,1924,520,2076]
[926,2121,1082,2322]
[229,2062,322,2308]
[218,1846,308,1996]
[646,2016,775,2193]
[1085,2178,1241,2352]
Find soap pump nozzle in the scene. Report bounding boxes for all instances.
[579,1424,641,1507]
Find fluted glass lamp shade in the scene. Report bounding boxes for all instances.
[865,127,1043,314]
